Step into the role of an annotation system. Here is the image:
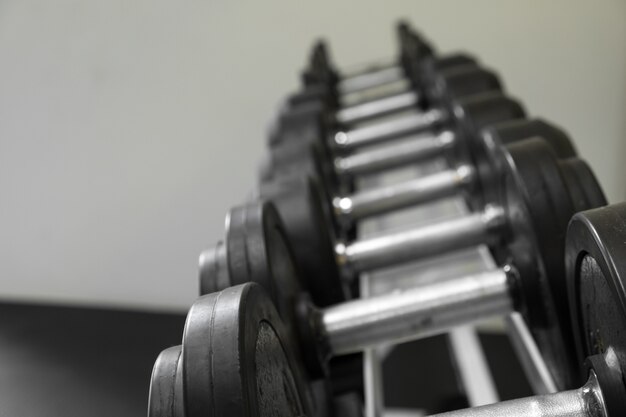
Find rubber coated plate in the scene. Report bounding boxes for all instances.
[270,101,326,147]
[148,346,185,417]
[566,203,626,383]
[472,118,577,209]
[223,201,303,328]
[258,177,347,306]
[199,241,229,296]
[428,65,501,112]
[449,92,525,175]
[492,137,606,389]
[182,283,312,417]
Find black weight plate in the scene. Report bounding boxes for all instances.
[566,203,626,385]
[424,65,501,111]
[199,241,229,295]
[221,201,303,328]
[483,118,577,158]
[492,137,605,389]
[148,346,185,417]
[258,176,347,306]
[270,101,328,147]
[285,84,337,110]
[472,118,577,210]
[419,53,476,76]
[182,283,315,417]
[450,92,526,170]
[265,139,340,194]
[400,30,435,73]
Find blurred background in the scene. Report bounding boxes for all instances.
[0,1,624,416]
[0,0,624,312]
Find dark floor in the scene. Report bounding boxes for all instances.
[383,334,533,414]
[0,302,184,417]
[0,302,530,417]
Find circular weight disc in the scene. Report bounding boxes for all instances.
[473,118,577,209]
[566,203,626,384]
[199,241,229,296]
[270,101,326,146]
[182,283,313,417]
[258,177,347,306]
[265,140,341,195]
[447,92,526,190]
[415,54,477,100]
[493,137,605,388]
[148,346,185,417]
[429,65,501,112]
[484,118,577,158]
[223,201,303,328]
[285,85,337,111]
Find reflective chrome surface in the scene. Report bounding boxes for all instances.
[333,164,475,224]
[333,109,445,151]
[336,91,420,125]
[357,161,501,414]
[426,372,607,417]
[322,269,514,355]
[337,205,506,274]
[334,131,456,178]
[342,78,412,108]
[338,65,404,95]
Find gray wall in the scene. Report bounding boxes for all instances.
[1,0,624,311]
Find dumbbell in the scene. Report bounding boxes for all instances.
[152,202,626,417]
[265,92,525,228]
[266,95,549,232]
[330,119,578,228]
[294,55,483,130]
[201,137,606,388]
[249,123,579,307]
[268,72,507,197]
[298,50,482,128]
[273,63,500,167]
[302,22,433,100]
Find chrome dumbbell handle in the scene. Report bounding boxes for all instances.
[333,130,456,177]
[335,205,506,275]
[322,268,513,356]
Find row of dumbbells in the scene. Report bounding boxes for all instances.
[147,23,626,417]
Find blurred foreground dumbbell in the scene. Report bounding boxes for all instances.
[150,203,626,417]
[201,137,605,390]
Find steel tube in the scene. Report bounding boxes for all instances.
[322,269,514,355]
[334,131,456,177]
[336,91,420,125]
[333,165,475,224]
[426,373,606,417]
[337,65,404,95]
[505,313,558,395]
[336,205,506,274]
[333,109,445,151]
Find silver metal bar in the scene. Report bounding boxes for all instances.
[336,91,419,125]
[333,109,445,151]
[342,78,411,108]
[338,65,404,95]
[448,326,500,406]
[333,165,475,224]
[341,60,396,80]
[322,269,514,356]
[426,373,606,417]
[334,131,456,178]
[360,274,386,417]
[505,313,559,395]
[336,205,506,274]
